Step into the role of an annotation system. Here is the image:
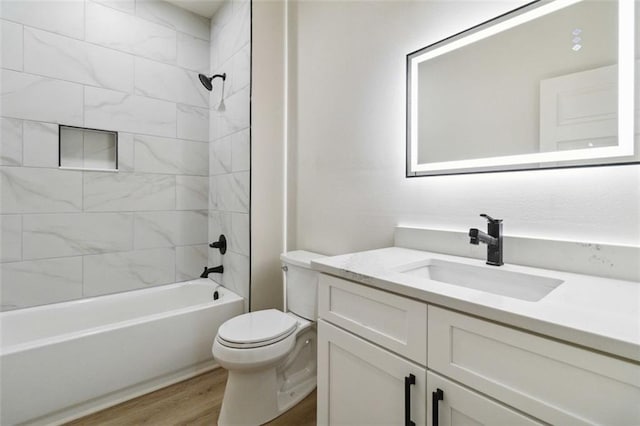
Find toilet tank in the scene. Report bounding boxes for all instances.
[281,250,325,320]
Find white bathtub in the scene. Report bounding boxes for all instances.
[0,279,244,425]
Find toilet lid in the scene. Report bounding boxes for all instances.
[217,309,298,347]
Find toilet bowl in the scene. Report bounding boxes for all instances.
[212,251,324,425]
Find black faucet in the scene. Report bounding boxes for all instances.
[200,265,224,278]
[469,213,503,266]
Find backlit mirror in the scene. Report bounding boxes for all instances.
[407,0,638,177]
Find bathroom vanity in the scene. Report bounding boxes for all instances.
[312,247,640,425]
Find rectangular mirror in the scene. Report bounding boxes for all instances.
[407,0,638,177]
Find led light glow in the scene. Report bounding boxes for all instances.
[409,0,635,175]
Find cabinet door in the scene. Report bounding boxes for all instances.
[427,372,543,426]
[317,320,426,426]
[428,306,640,425]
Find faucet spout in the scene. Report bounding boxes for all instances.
[200,265,224,278]
[468,228,498,246]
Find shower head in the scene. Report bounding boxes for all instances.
[198,73,212,91]
[198,73,226,91]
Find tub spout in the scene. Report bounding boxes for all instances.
[201,265,224,278]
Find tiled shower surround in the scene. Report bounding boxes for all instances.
[208,0,251,311]
[0,0,251,310]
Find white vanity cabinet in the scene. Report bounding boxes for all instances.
[317,273,640,425]
[317,321,426,425]
[317,274,427,425]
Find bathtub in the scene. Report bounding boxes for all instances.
[0,279,244,425]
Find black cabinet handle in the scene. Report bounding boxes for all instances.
[432,388,444,426]
[404,374,416,426]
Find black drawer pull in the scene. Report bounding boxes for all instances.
[432,388,444,426]
[404,374,416,426]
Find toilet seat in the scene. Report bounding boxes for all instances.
[217,309,298,349]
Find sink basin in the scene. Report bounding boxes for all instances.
[397,259,563,302]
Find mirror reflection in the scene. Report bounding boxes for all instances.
[407,0,639,176]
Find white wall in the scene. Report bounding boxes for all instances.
[251,1,286,311]
[289,0,640,258]
[0,0,211,310]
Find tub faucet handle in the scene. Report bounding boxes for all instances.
[209,234,227,254]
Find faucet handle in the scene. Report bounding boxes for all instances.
[209,234,227,254]
[480,213,502,223]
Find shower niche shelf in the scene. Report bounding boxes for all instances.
[59,125,118,171]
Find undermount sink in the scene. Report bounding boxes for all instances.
[397,259,563,302]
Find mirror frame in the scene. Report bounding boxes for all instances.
[406,0,637,177]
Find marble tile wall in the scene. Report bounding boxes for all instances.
[208,0,251,311]
[0,0,212,310]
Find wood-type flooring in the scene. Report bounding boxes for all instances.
[66,368,316,426]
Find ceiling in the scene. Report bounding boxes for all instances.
[165,0,224,18]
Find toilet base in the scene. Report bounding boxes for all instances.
[217,328,316,425]
[218,369,315,425]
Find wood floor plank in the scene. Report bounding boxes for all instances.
[66,368,316,426]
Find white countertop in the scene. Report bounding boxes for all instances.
[311,247,640,363]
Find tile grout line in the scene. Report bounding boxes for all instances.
[3,5,211,61]
[9,55,209,110]
[0,116,209,145]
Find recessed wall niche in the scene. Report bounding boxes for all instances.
[59,125,118,171]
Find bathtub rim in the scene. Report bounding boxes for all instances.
[0,280,242,356]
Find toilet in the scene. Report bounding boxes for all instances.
[212,250,325,425]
